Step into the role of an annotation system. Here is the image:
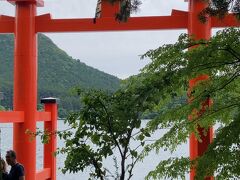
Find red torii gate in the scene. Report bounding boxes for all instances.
[0,0,239,180]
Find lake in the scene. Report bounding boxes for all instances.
[0,120,189,180]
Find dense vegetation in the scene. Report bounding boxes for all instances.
[0,34,120,117]
[51,28,240,180]
[111,0,240,22]
[58,88,152,180]
[139,28,240,179]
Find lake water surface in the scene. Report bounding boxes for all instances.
[0,120,189,180]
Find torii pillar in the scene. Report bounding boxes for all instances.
[188,1,213,179]
[9,0,43,180]
[14,2,37,180]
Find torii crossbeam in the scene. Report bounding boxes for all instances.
[0,0,239,180]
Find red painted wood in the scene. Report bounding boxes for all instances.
[13,2,37,180]
[36,111,51,122]
[43,103,57,180]
[211,14,240,27]
[0,15,15,33]
[0,111,24,123]
[35,15,188,33]
[188,1,214,179]
[100,0,120,18]
[36,168,51,180]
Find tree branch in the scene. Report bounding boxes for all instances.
[97,97,124,158]
[120,128,134,180]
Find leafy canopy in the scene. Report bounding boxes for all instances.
[109,0,240,22]
[134,28,240,179]
[33,27,240,179]
[56,28,240,180]
[57,86,154,180]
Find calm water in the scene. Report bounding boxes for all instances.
[0,121,189,180]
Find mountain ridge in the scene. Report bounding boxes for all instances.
[0,34,120,117]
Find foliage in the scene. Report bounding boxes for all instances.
[56,86,154,180]
[110,0,240,22]
[53,27,240,178]
[107,0,141,21]
[195,109,240,179]
[0,105,5,111]
[146,157,190,180]
[200,0,240,22]
[132,28,240,179]
[0,34,120,117]
[25,27,240,179]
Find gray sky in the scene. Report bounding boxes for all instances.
[0,0,188,79]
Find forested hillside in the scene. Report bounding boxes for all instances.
[0,34,120,117]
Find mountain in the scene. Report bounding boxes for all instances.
[0,34,120,117]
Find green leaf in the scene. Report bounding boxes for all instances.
[130,150,138,158]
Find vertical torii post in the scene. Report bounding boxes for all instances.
[188,1,213,180]
[12,1,40,180]
[41,97,58,180]
[97,0,120,18]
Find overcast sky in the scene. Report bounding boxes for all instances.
[0,0,189,79]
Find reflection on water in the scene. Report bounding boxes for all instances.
[0,120,189,180]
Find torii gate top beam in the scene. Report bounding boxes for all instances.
[0,15,14,33]
[0,0,239,34]
[35,13,239,33]
[0,11,239,34]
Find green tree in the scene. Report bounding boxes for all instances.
[110,0,141,21]
[57,87,154,180]
[57,28,240,180]
[110,0,240,21]
[200,0,240,22]
[128,28,240,179]
[105,1,240,178]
